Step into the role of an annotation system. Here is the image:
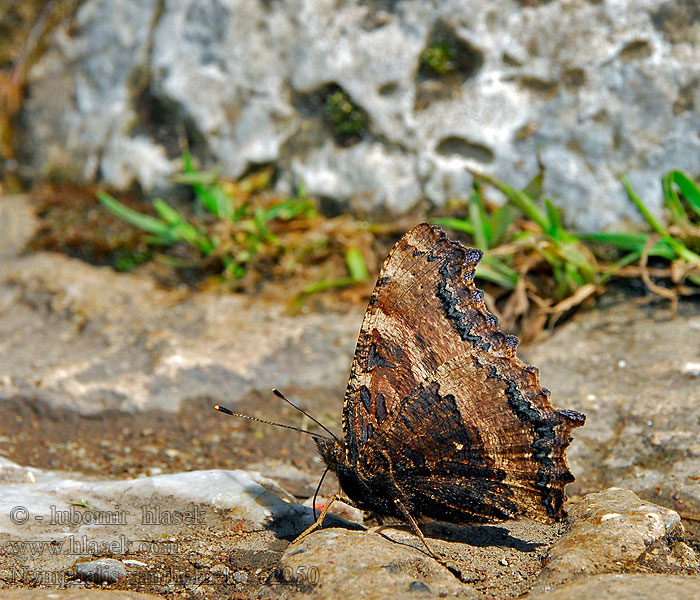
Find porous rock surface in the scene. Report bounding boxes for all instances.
[18,0,700,230]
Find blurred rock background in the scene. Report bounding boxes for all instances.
[4,0,699,230]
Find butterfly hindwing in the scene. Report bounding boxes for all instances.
[341,223,584,523]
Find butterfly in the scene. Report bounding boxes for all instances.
[218,223,585,557]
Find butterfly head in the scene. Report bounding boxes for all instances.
[314,436,344,472]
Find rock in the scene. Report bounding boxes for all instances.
[19,0,166,189]
[0,458,358,596]
[276,518,561,598]
[0,249,362,413]
[274,528,471,599]
[0,195,38,260]
[536,488,683,588]
[275,489,698,598]
[0,455,364,597]
[246,460,320,499]
[526,573,700,600]
[0,461,317,539]
[681,362,700,377]
[1,455,698,597]
[18,0,700,229]
[74,558,127,583]
[522,301,700,519]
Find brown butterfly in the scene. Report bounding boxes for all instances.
[218,223,584,557]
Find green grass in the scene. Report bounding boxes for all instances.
[435,168,700,316]
[99,153,371,298]
[435,173,597,299]
[99,153,317,283]
[99,153,699,324]
[290,246,370,309]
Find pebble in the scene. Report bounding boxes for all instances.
[74,558,127,584]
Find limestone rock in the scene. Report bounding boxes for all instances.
[74,558,127,584]
[18,0,700,229]
[537,488,683,587]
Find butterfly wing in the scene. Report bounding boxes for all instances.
[341,223,584,522]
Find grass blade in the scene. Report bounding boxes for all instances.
[469,186,491,249]
[472,171,551,233]
[662,172,688,223]
[664,170,700,219]
[345,247,370,281]
[182,152,232,219]
[579,232,677,260]
[489,203,518,246]
[523,172,543,200]
[152,198,187,226]
[622,175,667,236]
[622,174,700,265]
[152,199,216,254]
[598,250,642,283]
[432,217,475,234]
[98,192,175,241]
[475,254,519,289]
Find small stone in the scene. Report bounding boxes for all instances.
[210,563,230,577]
[233,570,249,584]
[669,542,700,571]
[123,559,148,568]
[528,573,700,599]
[681,362,700,377]
[74,558,127,583]
[278,528,469,598]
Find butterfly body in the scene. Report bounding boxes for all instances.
[316,223,585,528]
[316,436,409,520]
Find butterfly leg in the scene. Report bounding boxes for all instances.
[293,494,360,544]
[392,498,440,562]
[391,498,463,579]
[293,494,339,543]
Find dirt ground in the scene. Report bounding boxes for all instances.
[0,391,334,598]
[3,389,699,600]
[0,391,338,495]
[0,391,564,599]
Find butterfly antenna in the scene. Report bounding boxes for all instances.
[272,389,340,443]
[214,404,332,441]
